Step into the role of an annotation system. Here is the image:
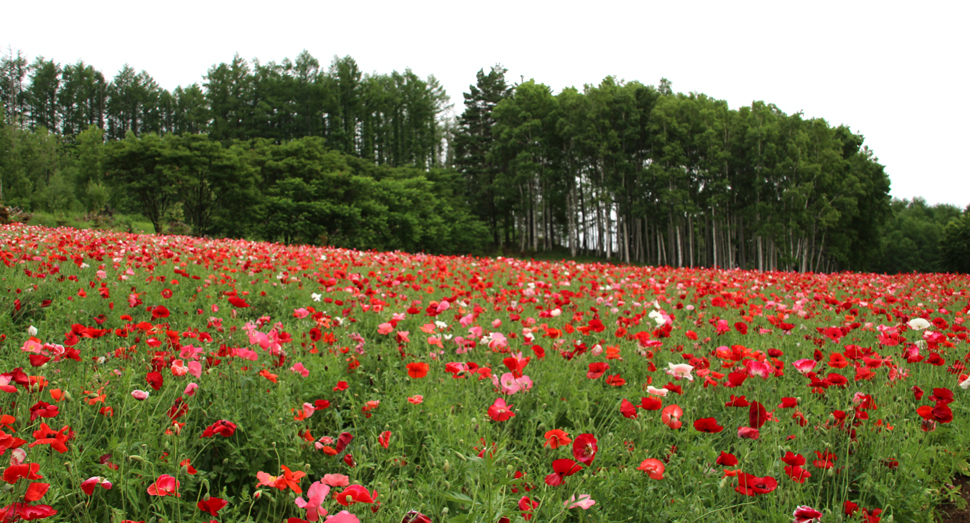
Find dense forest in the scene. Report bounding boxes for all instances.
[1,49,968,273]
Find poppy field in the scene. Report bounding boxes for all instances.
[1,224,969,523]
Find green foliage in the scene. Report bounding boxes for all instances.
[941,211,970,273]
[873,198,961,274]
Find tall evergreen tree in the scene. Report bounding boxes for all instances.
[452,65,512,247]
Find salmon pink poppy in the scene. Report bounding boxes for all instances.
[666,362,694,381]
[296,480,330,521]
[131,390,150,401]
[564,494,596,510]
[637,458,665,480]
[737,427,760,440]
[325,511,361,523]
[323,473,350,487]
[646,385,668,397]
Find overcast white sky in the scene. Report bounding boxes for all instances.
[7,0,969,208]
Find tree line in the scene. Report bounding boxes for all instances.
[1,49,448,168]
[1,48,968,273]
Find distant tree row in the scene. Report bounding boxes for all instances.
[452,67,895,272]
[0,49,449,168]
[0,124,484,252]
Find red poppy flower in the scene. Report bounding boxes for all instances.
[637,458,665,480]
[335,432,354,453]
[725,394,749,407]
[487,398,515,422]
[5,504,56,520]
[716,451,738,466]
[620,399,638,419]
[28,402,58,422]
[748,401,768,429]
[812,450,836,469]
[3,462,43,484]
[784,465,811,483]
[572,434,598,465]
[640,397,663,410]
[735,472,777,496]
[793,505,823,523]
[660,405,683,430]
[28,423,71,453]
[544,458,583,486]
[406,362,429,379]
[378,431,391,449]
[543,429,571,449]
[197,497,227,517]
[146,371,163,391]
[402,511,432,523]
[912,386,925,400]
[693,417,723,433]
[587,362,609,380]
[257,465,306,494]
[228,296,250,308]
[151,306,170,319]
[201,420,237,438]
[605,374,626,386]
[779,397,798,409]
[25,481,50,501]
[780,452,805,467]
[334,484,376,506]
[513,495,538,521]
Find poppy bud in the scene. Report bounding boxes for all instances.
[443,460,451,473]
[128,455,146,462]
